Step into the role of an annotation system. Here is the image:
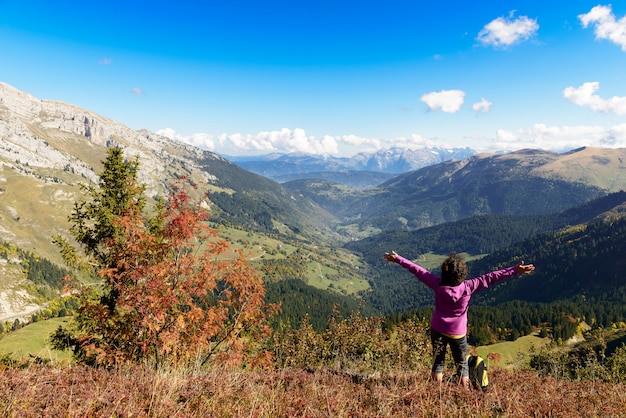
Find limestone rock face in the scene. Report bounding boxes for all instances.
[0,81,221,194]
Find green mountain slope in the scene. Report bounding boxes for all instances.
[471,217,626,304]
[347,191,626,258]
[289,148,626,236]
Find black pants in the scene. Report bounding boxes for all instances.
[430,329,469,377]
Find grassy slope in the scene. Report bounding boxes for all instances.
[475,333,552,369]
[0,168,76,267]
[0,223,368,360]
[0,317,71,362]
[209,222,370,296]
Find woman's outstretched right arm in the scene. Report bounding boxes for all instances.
[384,251,440,289]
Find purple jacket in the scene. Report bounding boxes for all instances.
[395,255,518,336]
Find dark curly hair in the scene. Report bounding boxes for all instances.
[440,252,468,286]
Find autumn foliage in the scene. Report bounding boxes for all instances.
[52,148,276,367]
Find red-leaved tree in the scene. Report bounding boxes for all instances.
[53,148,276,368]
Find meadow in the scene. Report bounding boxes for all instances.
[1,363,625,417]
[0,317,71,362]
[475,333,552,369]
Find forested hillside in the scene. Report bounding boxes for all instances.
[265,279,366,331]
[282,179,381,219]
[347,191,626,257]
[275,170,394,189]
[0,241,75,326]
[196,153,339,242]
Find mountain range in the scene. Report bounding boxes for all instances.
[1,81,626,331]
[228,147,476,188]
[283,147,626,239]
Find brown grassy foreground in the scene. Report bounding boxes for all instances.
[1,364,626,417]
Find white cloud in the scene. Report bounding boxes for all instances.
[335,134,381,148]
[520,123,606,141]
[391,134,451,150]
[186,132,216,150]
[472,98,493,113]
[157,127,177,138]
[496,129,518,143]
[246,128,338,155]
[160,122,626,159]
[321,135,341,153]
[162,128,340,156]
[157,128,216,150]
[477,12,539,48]
[486,123,624,151]
[579,5,626,51]
[563,82,626,115]
[131,87,144,95]
[421,89,465,113]
[98,58,112,65]
[607,124,626,144]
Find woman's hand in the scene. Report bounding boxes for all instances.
[516,261,535,275]
[384,251,398,262]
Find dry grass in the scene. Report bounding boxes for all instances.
[1,364,625,417]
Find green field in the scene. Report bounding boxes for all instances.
[304,259,370,295]
[0,317,72,363]
[475,333,552,369]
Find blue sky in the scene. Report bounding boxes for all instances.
[1,1,626,157]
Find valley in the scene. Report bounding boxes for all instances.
[1,81,626,360]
